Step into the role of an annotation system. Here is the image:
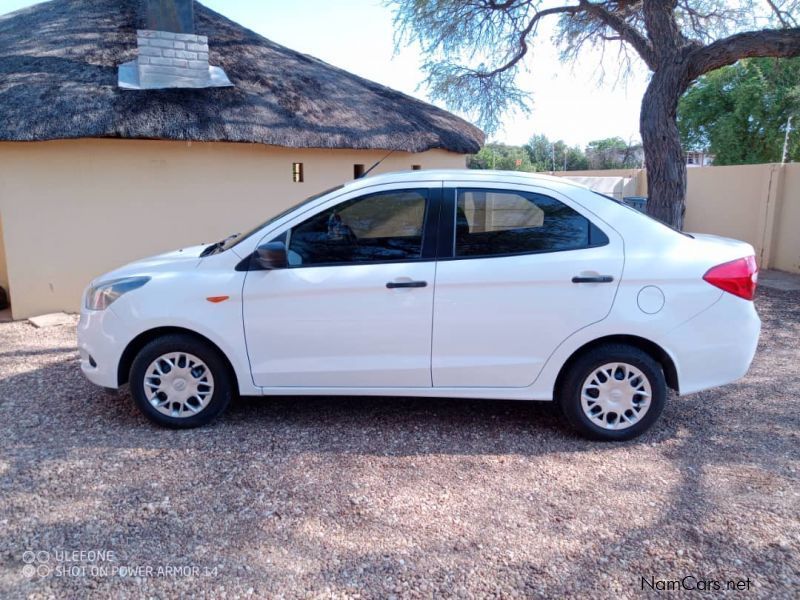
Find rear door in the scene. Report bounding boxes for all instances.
[432,183,623,388]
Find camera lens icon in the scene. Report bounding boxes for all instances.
[22,565,36,578]
[37,565,51,577]
[37,551,50,563]
[22,551,36,564]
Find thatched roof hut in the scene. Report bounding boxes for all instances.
[0,0,483,153]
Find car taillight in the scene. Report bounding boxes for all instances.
[703,256,758,300]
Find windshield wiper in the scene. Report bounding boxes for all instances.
[200,241,222,257]
[200,234,240,257]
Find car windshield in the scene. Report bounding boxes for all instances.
[211,185,345,254]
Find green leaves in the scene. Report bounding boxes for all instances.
[678,57,800,164]
[468,143,533,171]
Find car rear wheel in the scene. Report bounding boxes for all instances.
[558,344,666,441]
[129,334,233,428]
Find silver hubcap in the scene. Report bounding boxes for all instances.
[580,362,652,431]
[144,352,214,418]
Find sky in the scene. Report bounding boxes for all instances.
[0,0,652,148]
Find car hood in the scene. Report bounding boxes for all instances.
[90,244,207,285]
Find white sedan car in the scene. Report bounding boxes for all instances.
[78,170,760,440]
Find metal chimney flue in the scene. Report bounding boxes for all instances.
[118,0,232,90]
[144,0,194,33]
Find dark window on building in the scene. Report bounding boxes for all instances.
[292,162,304,183]
[454,189,607,258]
[353,164,365,179]
[412,165,422,171]
[288,189,428,266]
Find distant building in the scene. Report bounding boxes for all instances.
[685,150,714,167]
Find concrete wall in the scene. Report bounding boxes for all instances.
[682,164,776,261]
[0,139,465,319]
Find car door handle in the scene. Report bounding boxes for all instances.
[572,275,614,283]
[386,280,428,289]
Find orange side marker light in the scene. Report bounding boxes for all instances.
[206,296,230,303]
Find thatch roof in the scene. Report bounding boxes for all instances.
[0,0,483,153]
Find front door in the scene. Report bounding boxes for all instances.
[243,186,439,388]
[432,184,624,388]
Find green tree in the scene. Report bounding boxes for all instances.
[586,137,643,169]
[468,143,533,170]
[564,145,590,171]
[678,57,800,165]
[525,134,589,171]
[391,0,800,228]
[525,134,554,170]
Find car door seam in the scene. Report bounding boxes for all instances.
[528,233,626,392]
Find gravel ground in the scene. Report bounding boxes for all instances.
[0,286,798,599]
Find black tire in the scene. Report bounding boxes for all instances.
[129,334,233,428]
[557,343,666,441]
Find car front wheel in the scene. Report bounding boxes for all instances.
[129,334,233,428]
[558,344,666,441]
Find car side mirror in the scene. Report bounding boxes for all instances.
[254,241,288,270]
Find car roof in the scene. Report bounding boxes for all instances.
[344,169,590,193]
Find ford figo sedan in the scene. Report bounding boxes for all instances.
[79,170,760,440]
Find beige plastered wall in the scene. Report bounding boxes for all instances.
[0,139,466,319]
[683,163,799,272]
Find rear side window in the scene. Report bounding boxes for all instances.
[288,189,428,266]
[455,189,607,257]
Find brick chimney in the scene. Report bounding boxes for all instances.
[118,0,232,90]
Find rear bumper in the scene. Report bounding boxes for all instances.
[663,293,761,395]
[77,308,131,389]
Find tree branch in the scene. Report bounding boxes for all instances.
[471,4,582,78]
[765,0,797,28]
[579,0,657,68]
[688,27,800,80]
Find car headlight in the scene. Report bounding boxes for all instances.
[85,277,151,311]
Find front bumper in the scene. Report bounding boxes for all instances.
[77,308,132,389]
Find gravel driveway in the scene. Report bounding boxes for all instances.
[1,286,798,599]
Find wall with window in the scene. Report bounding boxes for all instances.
[0,139,466,319]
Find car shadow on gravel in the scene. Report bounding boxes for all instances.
[0,352,682,457]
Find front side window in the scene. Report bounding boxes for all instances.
[287,189,428,266]
[455,189,606,257]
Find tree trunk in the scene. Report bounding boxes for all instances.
[640,67,689,229]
